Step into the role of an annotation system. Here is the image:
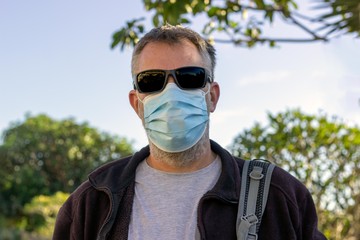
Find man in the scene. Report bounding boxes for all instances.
[53,24,326,239]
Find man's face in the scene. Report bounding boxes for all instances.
[129,39,219,123]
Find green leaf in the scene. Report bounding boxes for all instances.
[153,14,160,27]
[111,29,125,49]
[207,6,220,17]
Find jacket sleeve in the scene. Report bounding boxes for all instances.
[53,205,72,240]
[299,191,327,240]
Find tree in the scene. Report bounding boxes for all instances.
[0,114,133,220]
[23,192,70,239]
[110,0,360,50]
[230,109,360,239]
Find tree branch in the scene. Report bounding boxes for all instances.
[285,13,327,41]
[212,36,327,45]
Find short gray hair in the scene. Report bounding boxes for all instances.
[131,24,216,80]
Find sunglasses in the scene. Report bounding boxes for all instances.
[133,66,212,93]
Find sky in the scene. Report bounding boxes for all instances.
[1,0,359,151]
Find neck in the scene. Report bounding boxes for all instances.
[147,138,216,173]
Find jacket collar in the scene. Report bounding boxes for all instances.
[208,140,241,202]
[88,140,241,201]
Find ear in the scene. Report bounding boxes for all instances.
[208,82,220,113]
[129,90,142,118]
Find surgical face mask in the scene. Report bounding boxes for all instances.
[139,83,210,153]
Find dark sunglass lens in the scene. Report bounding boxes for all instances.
[137,71,166,93]
[176,67,206,89]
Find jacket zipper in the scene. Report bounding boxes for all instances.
[96,187,114,240]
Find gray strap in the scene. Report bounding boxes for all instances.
[246,166,263,238]
[261,163,275,215]
[236,160,250,235]
[239,165,263,239]
[247,166,263,214]
[236,160,275,240]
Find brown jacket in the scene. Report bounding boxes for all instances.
[53,140,327,240]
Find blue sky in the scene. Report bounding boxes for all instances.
[1,1,359,150]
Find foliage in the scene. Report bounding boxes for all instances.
[315,0,360,36]
[23,192,69,238]
[0,114,133,220]
[0,228,21,240]
[111,0,360,50]
[230,109,360,239]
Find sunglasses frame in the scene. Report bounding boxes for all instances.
[133,66,213,94]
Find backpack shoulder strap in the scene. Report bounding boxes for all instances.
[236,159,275,240]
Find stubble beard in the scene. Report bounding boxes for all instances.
[149,125,210,168]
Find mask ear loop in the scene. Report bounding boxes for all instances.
[136,91,145,105]
[203,82,211,96]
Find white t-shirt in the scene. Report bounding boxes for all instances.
[128,156,221,240]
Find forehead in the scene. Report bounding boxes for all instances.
[135,40,205,72]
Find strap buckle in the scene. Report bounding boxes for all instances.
[247,232,258,240]
[238,214,259,240]
[241,213,258,227]
[249,166,264,180]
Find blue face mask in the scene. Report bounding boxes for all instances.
[140,83,209,153]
